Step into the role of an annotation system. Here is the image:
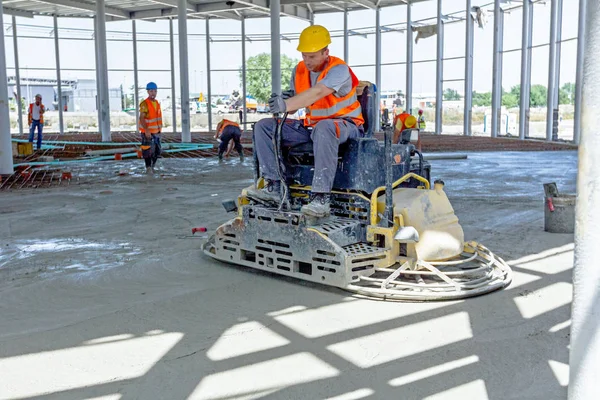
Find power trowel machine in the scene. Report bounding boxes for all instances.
[203,83,512,301]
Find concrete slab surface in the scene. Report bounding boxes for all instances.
[0,151,577,400]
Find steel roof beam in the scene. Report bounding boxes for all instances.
[147,0,196,11]
[193,3,252,15]
[234,0,312,21]
[2,7,33,18]
[34,0,130,19]
[349,0,377,9]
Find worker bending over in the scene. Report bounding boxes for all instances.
[28,94,45,150]
[215,119,244,161]
[139,82,162,174]
[248,25,364,218]
[393,110,417,144]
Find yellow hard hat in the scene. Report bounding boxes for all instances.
[405,115,417,129]
[297,25,332,53]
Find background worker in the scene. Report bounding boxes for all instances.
[417,109,427,130]
[28,94,45,150]
[248,25,364,218]
[215,118,244,162]
[393,110,417,144]
[139,82,162,174]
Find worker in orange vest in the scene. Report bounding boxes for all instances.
[28,94,45,150]
[215,119,244,162]
[139,82,163,174]
[393,111,417,144]
[247,25,364,218]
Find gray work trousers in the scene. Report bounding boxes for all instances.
[254,118,361,193]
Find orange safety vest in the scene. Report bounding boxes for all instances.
[216,119,240,137]
[294,56,364,128]
[394,112,412,132]
[140,98,162,134]
[28,103,44,125]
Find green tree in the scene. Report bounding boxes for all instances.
[501,86,519,108]
[502,93,519,108]
[559,82,575,105]
[443,88,461,101]
[530,84,547,107]
[241,53,298,103]
[472,91,492,107]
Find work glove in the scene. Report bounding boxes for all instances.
[281,89,295,100]
[268,93,287,114]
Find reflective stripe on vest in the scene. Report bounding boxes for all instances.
[141,98,162,134]
[29,103,44,125]
[217,119,240,136]
[294,56,364,127]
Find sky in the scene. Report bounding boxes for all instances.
[2,0,580,103]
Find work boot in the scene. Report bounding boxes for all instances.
[146,166,154,175]
[238,151,245,161]
[246,180,281,203]
[301,193,331,218]
[218,153,224,163]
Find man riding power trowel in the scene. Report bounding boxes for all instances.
[247,25,363,218]
[203,25,513,301]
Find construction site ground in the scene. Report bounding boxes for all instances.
[0,148,576,399]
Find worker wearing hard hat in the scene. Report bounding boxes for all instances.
[393,111,417,144]
[417,109,427,130]
[215,119,244,162]
[248,25,364,218]
[139,82,163,174]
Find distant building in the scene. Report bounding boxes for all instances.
[7,76,122,112]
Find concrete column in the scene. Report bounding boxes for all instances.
[178,0,191,142]
[93,17,102,133]
[53,15,64,134]
[554,0,563,104]
[205,18,212,132]
[464,0,474,136]
[96,0,111,142]
[169,18,177,135]
[573,0,586,144]
[132,20,140,133]
[552,0,564,141]
[11,15,23,135]
[491,0,504,138]
[568,2,600,398]
[343,9,349,63]
[0,0,14,174]
[519,0,532,140]
[406,1,413,114]
[525,0,533,138]
[271,0,281,95]
[435,0,443,135]
[375,6,382,132]
[546,0,559,141]
[241,16,247,126]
